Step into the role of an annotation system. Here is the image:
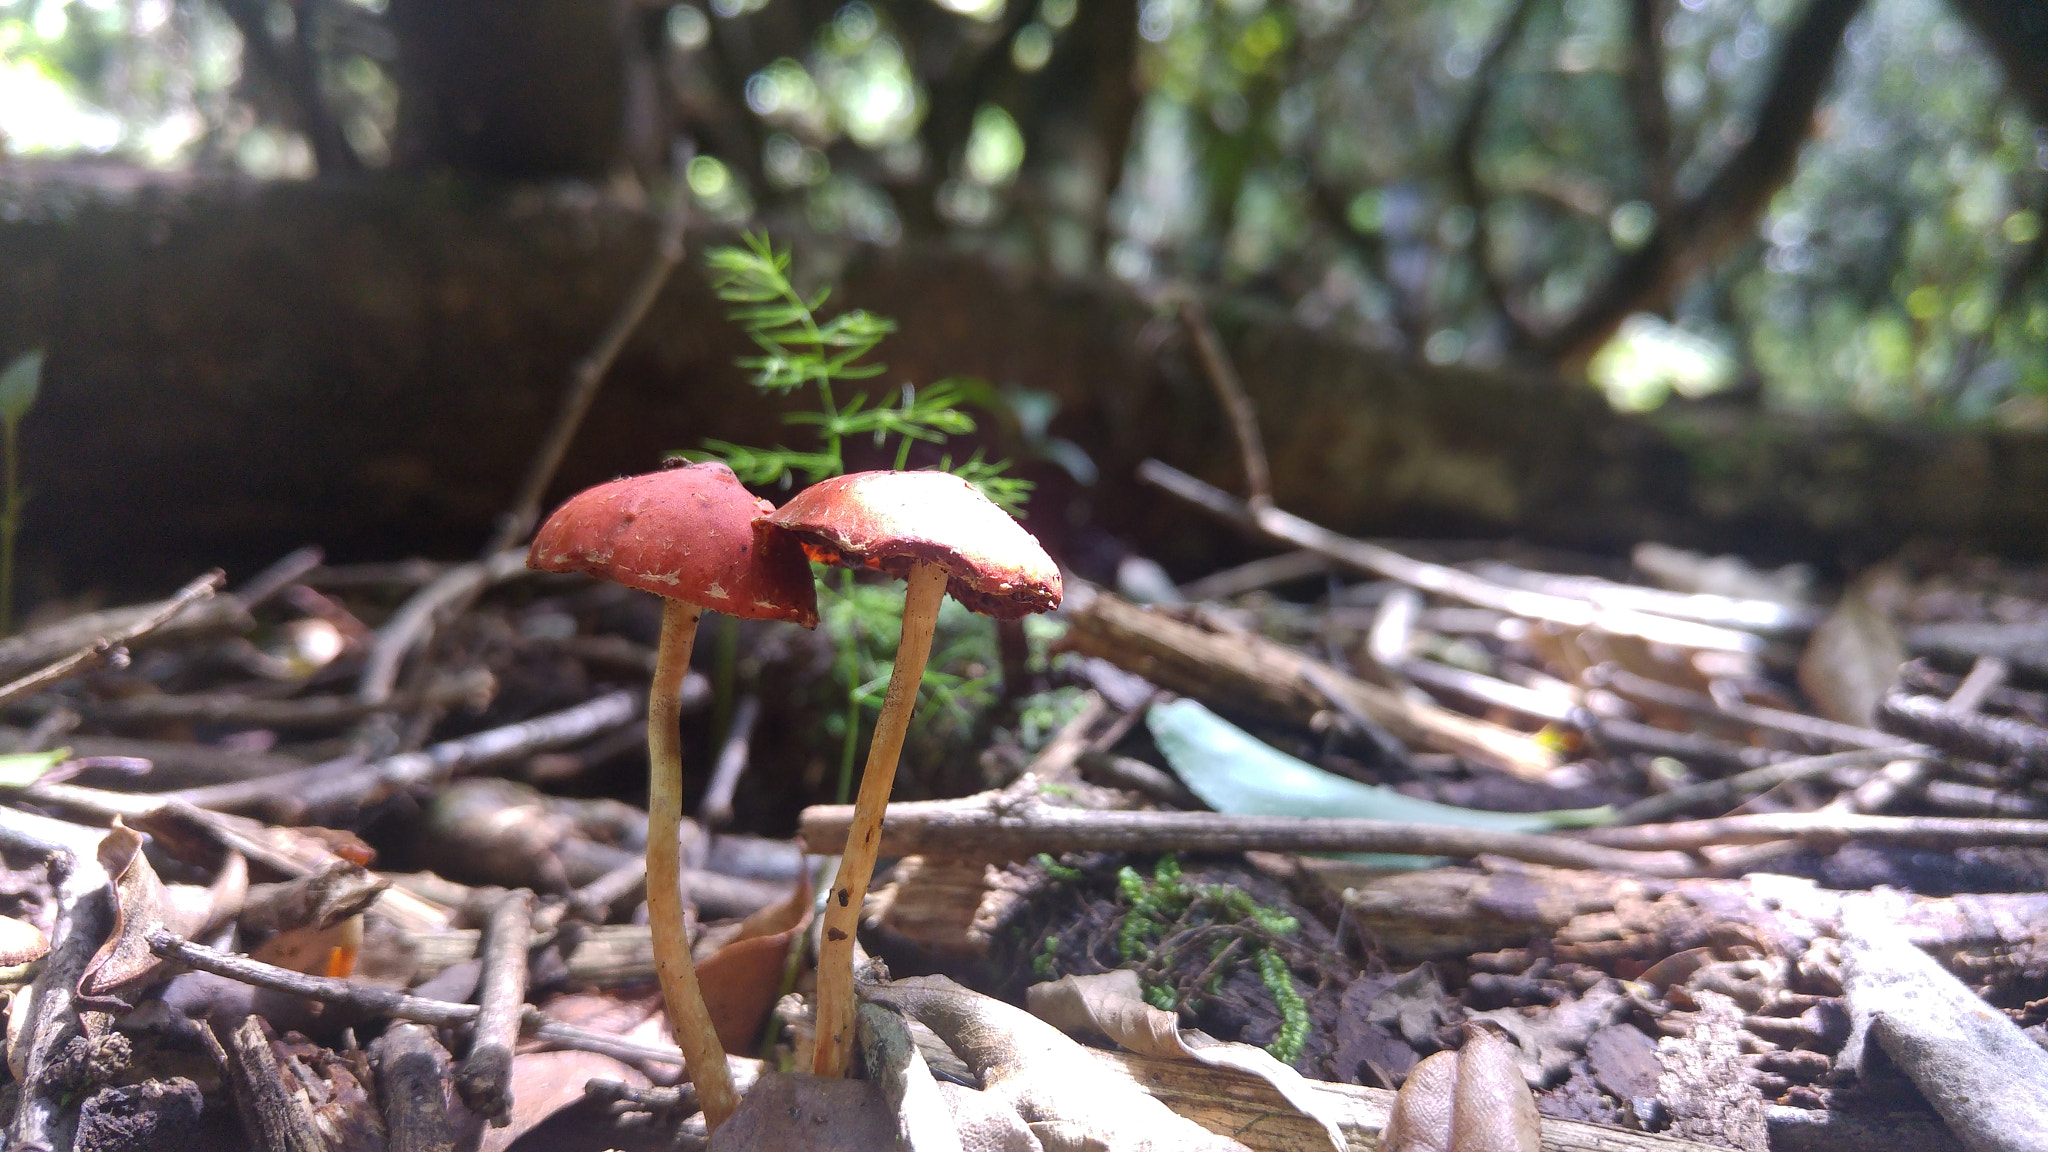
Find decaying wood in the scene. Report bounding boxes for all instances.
[455,888,534,1125]
[1336,862,2048,968]
[213,1015,326,1152]
[800,792,1698,875]
[1576,810,2048,855]
[372,1022,460,1152]
[4,824,111,1151]
[1063,585,1559,779]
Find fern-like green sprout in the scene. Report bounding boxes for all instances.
[684,233,1033,802]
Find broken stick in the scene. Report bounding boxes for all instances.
[1064,585,1559,779]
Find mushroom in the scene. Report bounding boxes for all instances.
[528,461,817,1130]
[761,470,1060,1077]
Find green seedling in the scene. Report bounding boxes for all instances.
[0,350,42,634]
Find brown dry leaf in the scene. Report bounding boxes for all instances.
[1382,1029,1541,1152]
[478,1049,646,1152]
[1798,565,1906,727]
[0,915,49,968]
[1026,969,1348,1152]
[696,920,806,1054]
[1382,1049,1456,1152]
[78,818,177,1000]
[694,870,813,961]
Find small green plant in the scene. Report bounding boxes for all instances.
[1112,855,1310,1064]
[685,234,1029,802]
[688,233,1029,511]
[0,350,42,634]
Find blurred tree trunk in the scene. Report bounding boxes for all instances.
[2,176,2044,605]
[387,0,664,177]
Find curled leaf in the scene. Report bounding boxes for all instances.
[0,915,49,968]
[78,819,174,1001]
[1027,969,1348,1152]
[1382,1028,1541,1152]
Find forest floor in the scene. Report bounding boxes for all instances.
[0,481,2045,1152]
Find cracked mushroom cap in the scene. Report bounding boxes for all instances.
[761,470,1061,620]
[528,462,819,627]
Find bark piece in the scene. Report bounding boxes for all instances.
[211,1015,326,1152]
[1837,896,2048,1152]
[372,1021,462,1152]
[1652,990,1768,1152]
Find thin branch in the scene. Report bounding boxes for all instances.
[1448,0,1545,349]
[356,548,528,706]
[1625,0,1676,210]
[1578,811,2048,855]
[483,146,694,557]
[1533,0,1868,364]
[148,929,719,1071]
[1138,458,1764,653]
[1612,747,1911,825]
[455,889,535,1125]
[212,0,360,174]
[0,571,223,708]
[798,794,1701,876]
[1177,296,1273,508]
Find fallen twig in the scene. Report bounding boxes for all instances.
[1139,459,1764,653]
[1592,664,1932,753]
[455,888,534,1125]
[1576,811,2048,855]
[1878,688,2048,776]
[799,793,1699,876]
[698,694,760,829]
[6,837,111,1149]
[357,548,530,706]
[213,1014,326,1152]
[1065,585,1558,779]
[174,689,640,819]
[0,571,225,707]
[147,929,709,1071]
[0,574,248,683]
[1613,747,1913,825]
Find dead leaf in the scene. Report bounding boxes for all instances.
[1798,565,1906,727]
[695,870,813,962]
[870,973,1249,1152]
[696,920,806,1054]
[253,914,365,977]
[479,1049,646,1152]
[1382,1028,1540,1152]
[0,915,49,968]
[78,819,176,1001]
[1027,969,1348,1152]
[1382,1049,1456,1152]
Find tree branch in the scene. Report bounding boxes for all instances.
[1449,0,1546,350]
[1533,0,1867,366]
[215,0,361,174]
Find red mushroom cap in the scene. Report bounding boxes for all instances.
[528,462,819,627]
[761,470,1061,620]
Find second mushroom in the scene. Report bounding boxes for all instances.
[761,469,1061,1077]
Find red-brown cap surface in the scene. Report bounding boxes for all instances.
[528,462,819,627]
[761,470,1061,620]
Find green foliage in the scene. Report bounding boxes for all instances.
[685,233,1031,513]
[0,349,40,633]
[1110,854,1307,1061]
[1033,852,1085,884]
[0,748,68,789]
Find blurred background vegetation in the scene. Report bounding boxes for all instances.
[1,0,2042,424]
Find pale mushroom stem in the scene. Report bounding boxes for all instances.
[647,599,740,1130]
[812,560,950,1078]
